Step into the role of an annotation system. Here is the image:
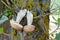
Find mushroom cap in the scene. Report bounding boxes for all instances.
[10,20,23,30]
[23,25,35,32]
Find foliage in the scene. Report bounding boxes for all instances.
[55,33,60,40]
[3,9,13,19]
[49,0,60,40]
[52,17,60,26]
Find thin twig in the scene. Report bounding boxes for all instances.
[34,6,60,19]
[3,32,10,36]
[1,0,11,9]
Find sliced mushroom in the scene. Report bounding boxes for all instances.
[10,20,23,30]
[23,11,35,32]
[24,25,35,32]
[10,9,27,30]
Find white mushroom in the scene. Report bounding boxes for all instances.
[24,25,35,32]
[24,11,35,32]
[10,9,27,30]
[10,20,23,30]
[16,9,27,23]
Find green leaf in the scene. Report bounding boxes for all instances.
[0,27,3,34]
[3,9,9,16]
[55,33,60,40]
[3,9,13,16]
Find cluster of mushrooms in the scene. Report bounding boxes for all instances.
[10,9,35,32]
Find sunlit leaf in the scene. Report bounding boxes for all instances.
[58,18,60,23]
[0,27,3,34]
